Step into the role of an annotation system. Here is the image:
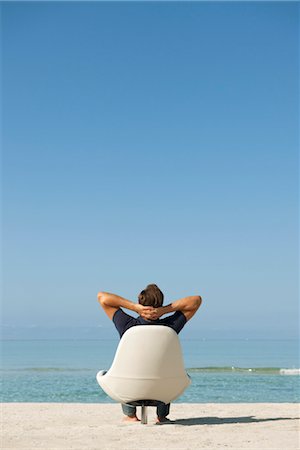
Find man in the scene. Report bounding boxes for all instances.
[97,284,202,423]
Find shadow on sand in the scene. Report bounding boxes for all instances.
[160,416,299,426]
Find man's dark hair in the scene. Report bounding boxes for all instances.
[138,284,164,308]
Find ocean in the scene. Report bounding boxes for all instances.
[1,338,299,403]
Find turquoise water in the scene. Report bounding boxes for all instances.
[1,339,299,403]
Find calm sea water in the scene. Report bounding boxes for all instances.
[1,339,299,403]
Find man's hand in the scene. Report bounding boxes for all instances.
[150,307,165,320]
[137,306,166,320]
[135,304,157,320]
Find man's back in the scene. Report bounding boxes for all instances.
[112,308,187,338]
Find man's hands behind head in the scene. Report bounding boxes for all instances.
[136,304,165,321]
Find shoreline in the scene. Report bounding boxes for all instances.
[2,402,299,449]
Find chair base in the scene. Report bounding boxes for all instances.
[127,400,165,425]
[141,405,147,424]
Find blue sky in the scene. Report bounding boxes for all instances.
[2,2,299,339]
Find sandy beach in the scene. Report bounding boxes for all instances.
[1,403,299,450]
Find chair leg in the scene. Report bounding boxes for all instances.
[141,405,147,424]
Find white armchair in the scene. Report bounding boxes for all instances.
[96,325,191,424]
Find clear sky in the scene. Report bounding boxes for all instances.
[2,2,299,339]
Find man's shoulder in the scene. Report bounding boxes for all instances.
[112,308,139,338]
[159,311,187,334]
[113,308,135,322]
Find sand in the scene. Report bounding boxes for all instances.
[1,403,299,450]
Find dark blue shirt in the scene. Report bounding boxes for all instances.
[113,308,187,338]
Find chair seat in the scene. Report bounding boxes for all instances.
[96,325,191,404]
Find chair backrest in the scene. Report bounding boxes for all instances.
[97,325,191,404]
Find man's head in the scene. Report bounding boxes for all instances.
[138,284,164,308]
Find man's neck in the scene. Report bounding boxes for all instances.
[139,316,159,322]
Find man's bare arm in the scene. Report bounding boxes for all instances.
[153,295,202,321]
[97,292,154,320]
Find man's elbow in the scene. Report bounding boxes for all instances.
[97,292,107,305]
[195,295,202,309]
